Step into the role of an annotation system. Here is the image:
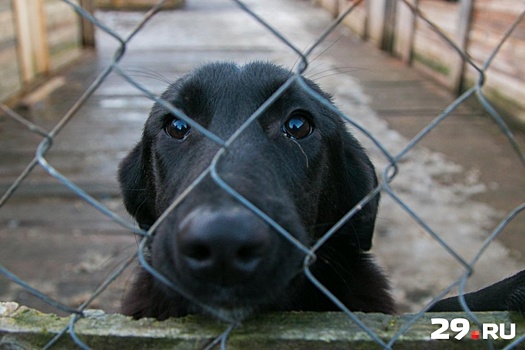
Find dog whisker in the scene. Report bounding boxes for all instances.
[122,67,174,85]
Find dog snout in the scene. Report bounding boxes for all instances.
[176,207,272,285]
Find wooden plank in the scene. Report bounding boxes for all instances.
[449,0,474,93]
[44,0,82,70]
[33,0,48,74]
[79,0,95,47]
[367,0,386,47]
[381,0,397,52]
[1,304,523,349]
[12,0,32,82]
[339,0,367,39]
[394,0,418,64]
[12,0,49,82]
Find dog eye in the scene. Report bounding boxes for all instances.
[282,113,313,139]
[165,119,191,140]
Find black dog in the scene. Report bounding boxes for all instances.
[118,62,524,321]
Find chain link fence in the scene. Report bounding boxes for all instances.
[1,0,525,349]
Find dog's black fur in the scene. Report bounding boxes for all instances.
[118,62,524,321]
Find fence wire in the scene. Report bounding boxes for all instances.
[1,0,524,349]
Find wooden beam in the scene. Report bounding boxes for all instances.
[381,0,397,52]
[79,0,96,48]
[450,0,474,93]
[395,0,419,64]
[12,0,49,83]
[1,303,523,349]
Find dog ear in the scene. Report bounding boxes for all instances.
[118,141,157,230]
[302,78,379,251]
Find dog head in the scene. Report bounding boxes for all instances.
[118,62,379,320]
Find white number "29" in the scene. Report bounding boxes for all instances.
[431,318,470,340]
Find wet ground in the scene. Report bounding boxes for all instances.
[1,0,524,315]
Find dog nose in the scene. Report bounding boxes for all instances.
[177,207,272,284]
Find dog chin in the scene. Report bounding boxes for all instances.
[184,285,282,322]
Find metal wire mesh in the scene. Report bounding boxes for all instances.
[1,0,524,349]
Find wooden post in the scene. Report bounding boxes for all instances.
[79,0,96,48]
[366,0,386,47]
[395,0,419,64]
[381,0,397,52]
[362,0,369,40]
[12,0,49,82]
[450,0,474,93]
